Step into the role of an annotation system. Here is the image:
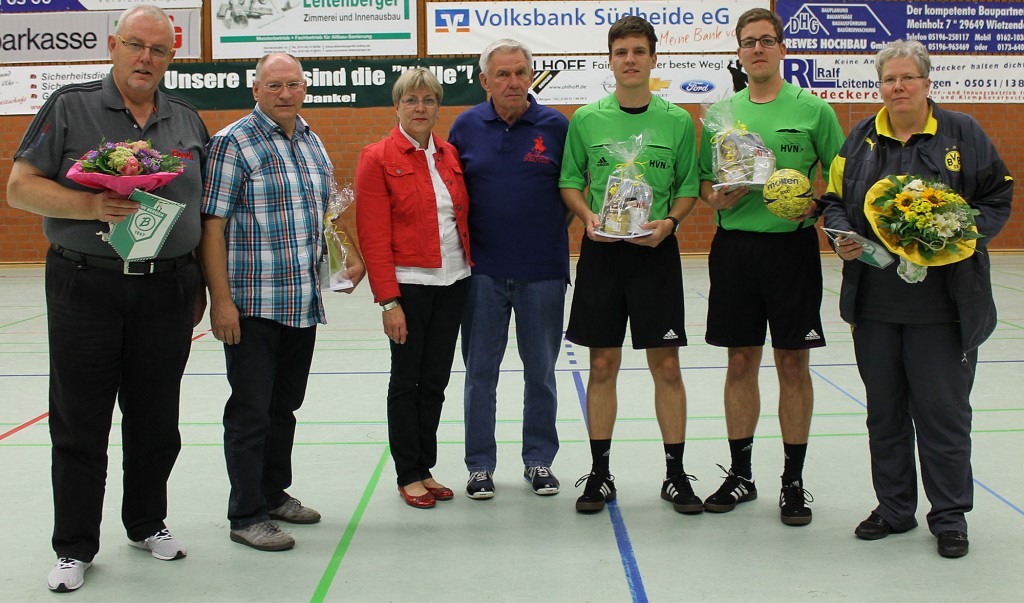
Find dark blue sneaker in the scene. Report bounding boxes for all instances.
[466,471,495,500]
[524,466,560,495]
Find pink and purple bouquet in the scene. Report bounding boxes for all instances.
[66,139,183,196]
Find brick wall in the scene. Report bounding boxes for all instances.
[3,101,1020,262]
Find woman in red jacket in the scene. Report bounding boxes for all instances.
[355,67,472,509]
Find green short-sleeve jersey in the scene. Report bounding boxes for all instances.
[560,94,699,221]
[698,82,845,232]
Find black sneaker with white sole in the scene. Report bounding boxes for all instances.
[575,472,616,512]
[661,472,704,514]
[466,471,495,499]
[524,466,560,495]
[704,464,757,513]
[779,478,814,526]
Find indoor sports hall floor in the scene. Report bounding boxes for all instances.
[1,254,1022,602]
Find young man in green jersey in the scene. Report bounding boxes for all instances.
[698,8,845,526]
[560,16,702,515]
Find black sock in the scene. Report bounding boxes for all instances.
[664,442,685,477]
[729,437,754,479]
[782,442,808,483]
[590,439,611,476]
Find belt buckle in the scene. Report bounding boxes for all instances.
[122,260,153,276]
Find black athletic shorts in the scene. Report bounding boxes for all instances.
[566,234,686,350]
[705,226,825,350]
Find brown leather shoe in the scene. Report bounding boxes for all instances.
[398,486,436,509]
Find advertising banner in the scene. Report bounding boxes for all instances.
[0,58,485,115]
[530,55,743,105]
[0,0,200,12]
[210,0,417,59]
[426,0,768,56]
[777,0,1024,54]
[5,55,1022,116]
[784,55,1024,104]
[0,9,201,63]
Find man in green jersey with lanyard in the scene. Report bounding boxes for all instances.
[698,8,845,526]
[560,16,702,515]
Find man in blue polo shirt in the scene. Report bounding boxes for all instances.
[448,39,570,500]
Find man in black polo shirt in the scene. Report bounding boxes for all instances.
[6,4,208,593]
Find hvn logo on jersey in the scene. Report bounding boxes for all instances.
[435,9,470,33]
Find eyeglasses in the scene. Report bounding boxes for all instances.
[880,75,927,87]
[739,36,779,49]
[399,97,439,108]
[261,81,306,93]
[117,35,172,60]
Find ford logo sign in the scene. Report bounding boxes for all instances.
[681,80,715,93]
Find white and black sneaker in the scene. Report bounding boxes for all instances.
[575,472,616,513]
[704,464,757,513]
[661,473,704,514]
[466,471,495,499]
[524,466,560,495]
[779,478,814,526]
[47,558,91,592]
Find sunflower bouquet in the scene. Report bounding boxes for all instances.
[864,175,982,283]
[66,139,183,196]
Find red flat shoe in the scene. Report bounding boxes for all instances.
[398,486,436,509]
[426,485,454,501]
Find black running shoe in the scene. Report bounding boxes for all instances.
[661,473,703,514]
[574,472,616,513]
[704,464,757,513]
[779,478,814,526]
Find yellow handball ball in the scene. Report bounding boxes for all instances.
[762,168,813,219]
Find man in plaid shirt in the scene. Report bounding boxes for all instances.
[200,52,364,552]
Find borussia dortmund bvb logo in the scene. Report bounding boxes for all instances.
[128,206,167,242]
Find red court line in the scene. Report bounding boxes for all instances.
[192,330,210,342]
[0,412,48,441]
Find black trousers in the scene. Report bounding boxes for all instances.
[223,318,316,529]
[388,280,467,487]
[853,318,976,534]
[46,249,200,562]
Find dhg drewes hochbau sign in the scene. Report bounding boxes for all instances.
[211,0,417,59]
[776,0,1024,53]
[0,9,201,63]
[426,0,768,56]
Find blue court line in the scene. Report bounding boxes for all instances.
[608,500,649,603]
[565,337,646,603]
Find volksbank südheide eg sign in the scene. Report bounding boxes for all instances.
[426,1,769,56]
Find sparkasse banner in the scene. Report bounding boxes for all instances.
[426,0,768,56]
[0,0,201,12]
[0,9,201,63]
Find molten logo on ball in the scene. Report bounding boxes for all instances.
[763,169,813,219]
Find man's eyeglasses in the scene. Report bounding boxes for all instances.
[880,75,927,87]
[261,81,306,93]
[399,97,439,108]
[117,35,172,60]
[739,36,779,49]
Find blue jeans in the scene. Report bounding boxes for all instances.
[223,318,316,529]
[462,274,565,472]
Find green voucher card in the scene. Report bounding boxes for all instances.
[107,189,186,261]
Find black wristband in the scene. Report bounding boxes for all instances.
[665,215,680,233]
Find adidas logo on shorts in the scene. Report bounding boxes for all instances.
[663,329,679,340]
[804,329,821,341]
[597,157,609,167]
